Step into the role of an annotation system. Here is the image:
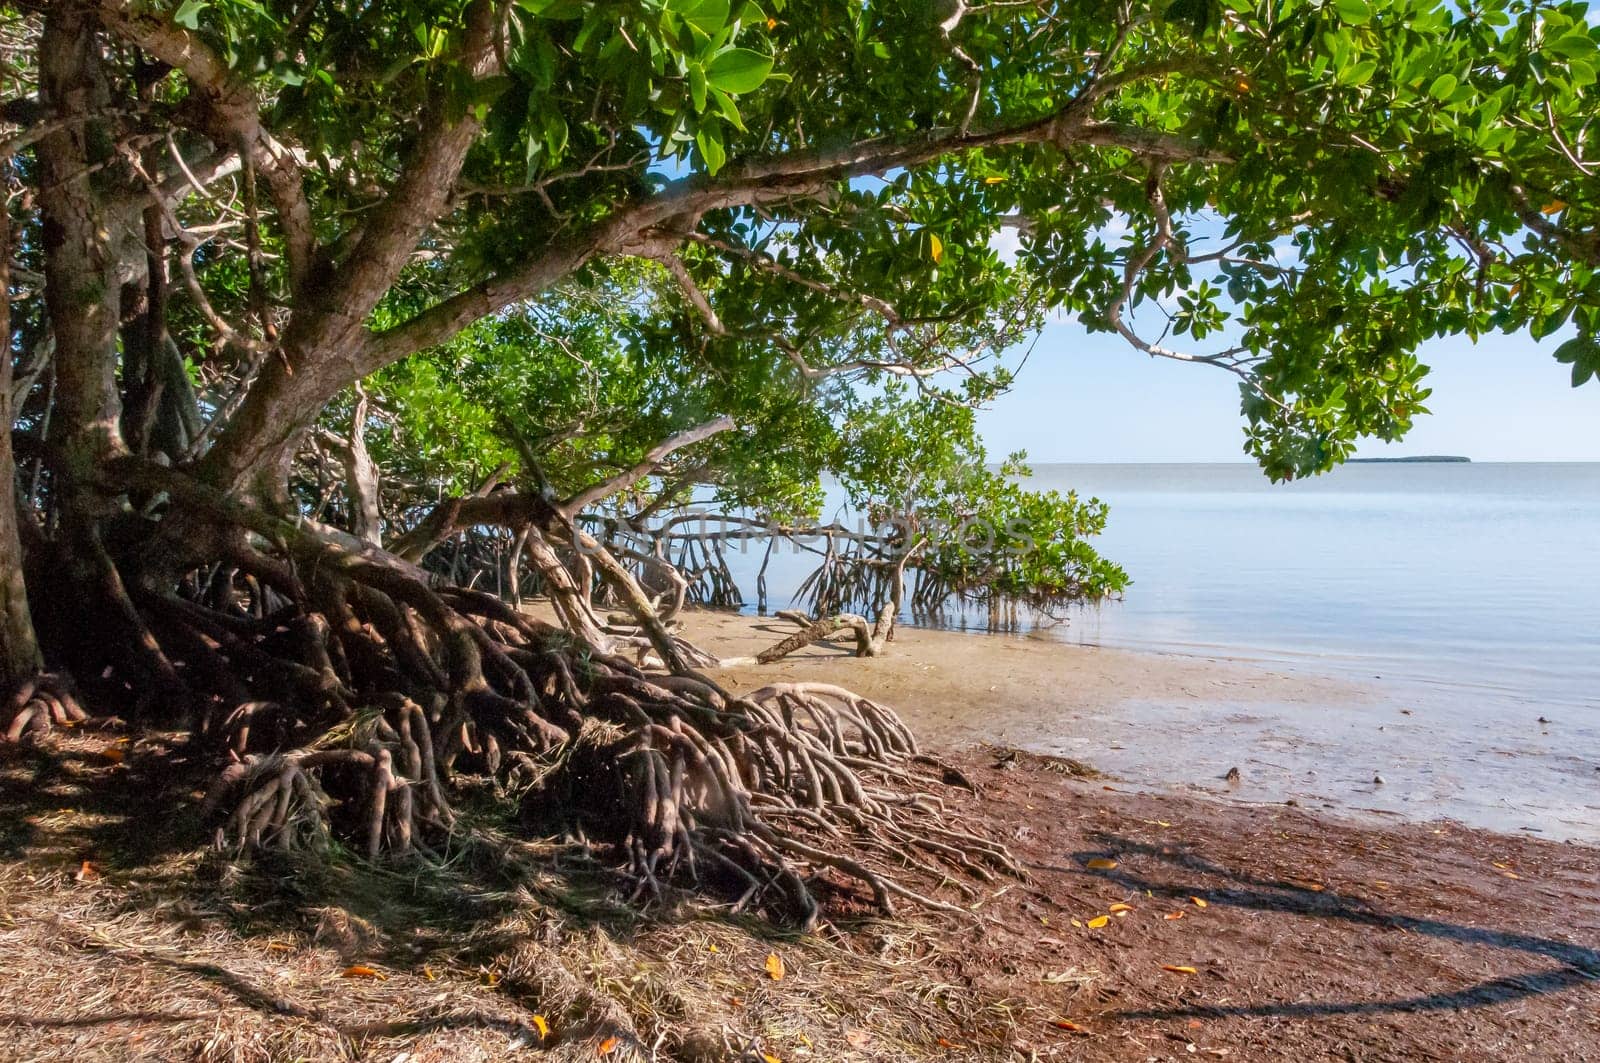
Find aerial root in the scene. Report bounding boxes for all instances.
[202,751,339,854]
[524,678,1020,926]
[2,674,89,742]
[203,694,463,859]
[128,528,1016,924]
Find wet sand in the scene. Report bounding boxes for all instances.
[683,610,1600,844]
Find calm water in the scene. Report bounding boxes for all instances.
[725,462,1600,837]
[1033,462,1600,712]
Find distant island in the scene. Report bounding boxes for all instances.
[1349,455,1472,463]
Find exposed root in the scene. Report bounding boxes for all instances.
[56,475,1017,926]
[2,673,88,742]
[527,679,1021,927]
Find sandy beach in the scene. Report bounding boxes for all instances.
[3,606,1597,1060]
[684,609,1600,843]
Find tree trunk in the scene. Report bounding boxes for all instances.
[37,2,127,481]
[35,5,182,699]
[343,385,382,546]
[0,192,42,686]
[522,526,609,647]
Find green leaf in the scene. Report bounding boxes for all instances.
[174,0,207,29]
[705,47,773,94]
[689,64,708,112]
[1553,335,1600,387]
[1547,32,1598,61]
[1334,0,1371,26]
[669,0,731,37]
[1427,73,1458,100]
[696,123,727,173]
[1343,59,1377,86]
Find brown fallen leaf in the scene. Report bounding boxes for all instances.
[764,952,785,980]
[1087,915,1110,929]
[597,1036,619,1055]
[1085,857,1118,870]
[935,1036,967,1048]
[1162,965,1199,975]
[533,1014,550,1039]
[100,748,125,764]
[845,1028,871,1048]
[74,860,99,883]
[341,964,386,980]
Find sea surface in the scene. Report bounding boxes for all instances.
[725,461,1600,839]
[1028,461,1600,713]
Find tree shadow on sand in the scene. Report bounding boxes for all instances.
[1065,830,1600,1021]
[0,730,835,1059]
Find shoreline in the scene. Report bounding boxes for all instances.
[2,607,1596,1060]
[682,608,1600,845]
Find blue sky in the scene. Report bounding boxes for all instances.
[976,325,1599,464]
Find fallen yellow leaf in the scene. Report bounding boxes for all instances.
[1087,915,1110,929]
[1287,879,1325,892]
[1162,965,1199,975]
[1191,896,1208,908]
[763,1054,782,1063]
[1165,911,1186,921]
[764,952,785,981]
[1086,857,1118,870]
[597,1036,619,1055]
[74,860,99,882]
[1109,903,1134,913]
[1069,918,1083,928]
[341,964,386,980]
[423,965,437,981]
[1050,1018,1090,1033]
[533,1014,550,1039]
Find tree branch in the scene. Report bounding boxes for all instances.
[93,0,317,294]
[559,415,734,517]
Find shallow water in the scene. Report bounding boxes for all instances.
[1023,462,1600,839]
[722,462,1600,839]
